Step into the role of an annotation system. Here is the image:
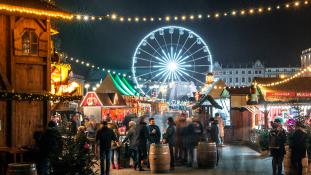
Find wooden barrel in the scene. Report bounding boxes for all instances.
[149,144,170,173]
[7,163,37,175]
[197,142,217,169]
[284,146,291,175]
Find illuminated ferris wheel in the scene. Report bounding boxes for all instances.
[132,26,213,95]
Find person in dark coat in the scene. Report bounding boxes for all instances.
[290,121,307,175]
[163,117,176,169]
[122,121,137,170]
[147,117,161,144]
[269,119,287,175]
[70,114,78,136]
[210,118,220,145]
[95,121,119,175]
[133,116,149,171]
[38,121,63,175]
[185,118,196,167]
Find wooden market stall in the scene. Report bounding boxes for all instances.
[252,77,311,129]
[0,0,71,149]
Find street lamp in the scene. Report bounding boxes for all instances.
[92,87,97,91]
[84,83,90,92]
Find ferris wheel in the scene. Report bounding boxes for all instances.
[132,26,213,95]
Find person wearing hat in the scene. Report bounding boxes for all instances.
[290,121,307,175]
[269,118,286,175]
[95,121,119,175]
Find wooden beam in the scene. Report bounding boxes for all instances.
[0,66,11,90]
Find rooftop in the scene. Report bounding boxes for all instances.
[0,0,72,19]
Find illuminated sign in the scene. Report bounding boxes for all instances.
[80,92,103,107]
[266,92,311,98]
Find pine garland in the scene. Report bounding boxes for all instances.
[0,91,82,102]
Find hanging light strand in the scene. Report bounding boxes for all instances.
[257,65,311,87]
[73,0,310,23]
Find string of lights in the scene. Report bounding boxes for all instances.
[257,65,311,87]
[0,4,73,19]
[72,0,310,23]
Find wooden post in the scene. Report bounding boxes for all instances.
[264,103,269,129]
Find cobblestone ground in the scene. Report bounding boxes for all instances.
[104,145,273,175]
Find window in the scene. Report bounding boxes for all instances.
[223,71,226,75]
[235,78,238,83]
[242,71,245,74]
[229,71,233,74]
[22,29,38,55]
[236,71,238,74]
[229,78,232,83]
[248,70,251,74]
[259,71,262,74]
[255,71,258,74]
[248,77,252,82]
[276,69,279,72]
[242,77,245,82]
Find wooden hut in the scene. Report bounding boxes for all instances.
[0,0,71,152]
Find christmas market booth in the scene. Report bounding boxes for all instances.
[80,73,162,125]
[0,0,75,173]
[50,62,84,116]
[251,77,311,129]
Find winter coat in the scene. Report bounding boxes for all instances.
[216,116,224,137]
[123,125,136,149]
[148,125,161,144]
[290,128,307,159]
[164,124,176,146]
[210,123,220,144]
[133,122,149,150]
[269,128,286,157]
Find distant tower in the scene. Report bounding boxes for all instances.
[301,48,311,77]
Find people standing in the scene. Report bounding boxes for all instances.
[95,121,119,175]
[268,119,286,175]
[184,117,196,167]
[175,115,187,163]
[215,113,225,146]
[290,121,307,175]
[147,117,161,144]
[209,118,220,145]
[38,121,63,175]
[133,116,149,171]
[163,117,176,170]
[106,116,121,169]
[122,121,137,170]
[209,118,220,166]
[70,114,79,136]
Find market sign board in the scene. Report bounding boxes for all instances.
[266,92,311,98]
[80,92,103,107]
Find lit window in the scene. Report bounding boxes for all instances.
[22,29,38,55]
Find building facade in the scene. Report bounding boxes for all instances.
[301,48,311,77]
[213,60,300,87]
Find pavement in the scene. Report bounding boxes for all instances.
[108,145,273,175]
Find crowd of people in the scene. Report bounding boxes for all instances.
[95,113,225,175]
[268,118,308,175]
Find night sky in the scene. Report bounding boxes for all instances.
[55,0,311,71]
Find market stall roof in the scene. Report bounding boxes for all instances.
[96,93,128,107]
[254,77,311,103]
[0,0,72,19]
[192,94,223,110]
[254,77,311,92]
[96,73,139,96]
[225,86,251,96]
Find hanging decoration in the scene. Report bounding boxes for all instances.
[0,4,73,20]
[0,91,82,102]
[72,0,310,23]
[257,65,311,87]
